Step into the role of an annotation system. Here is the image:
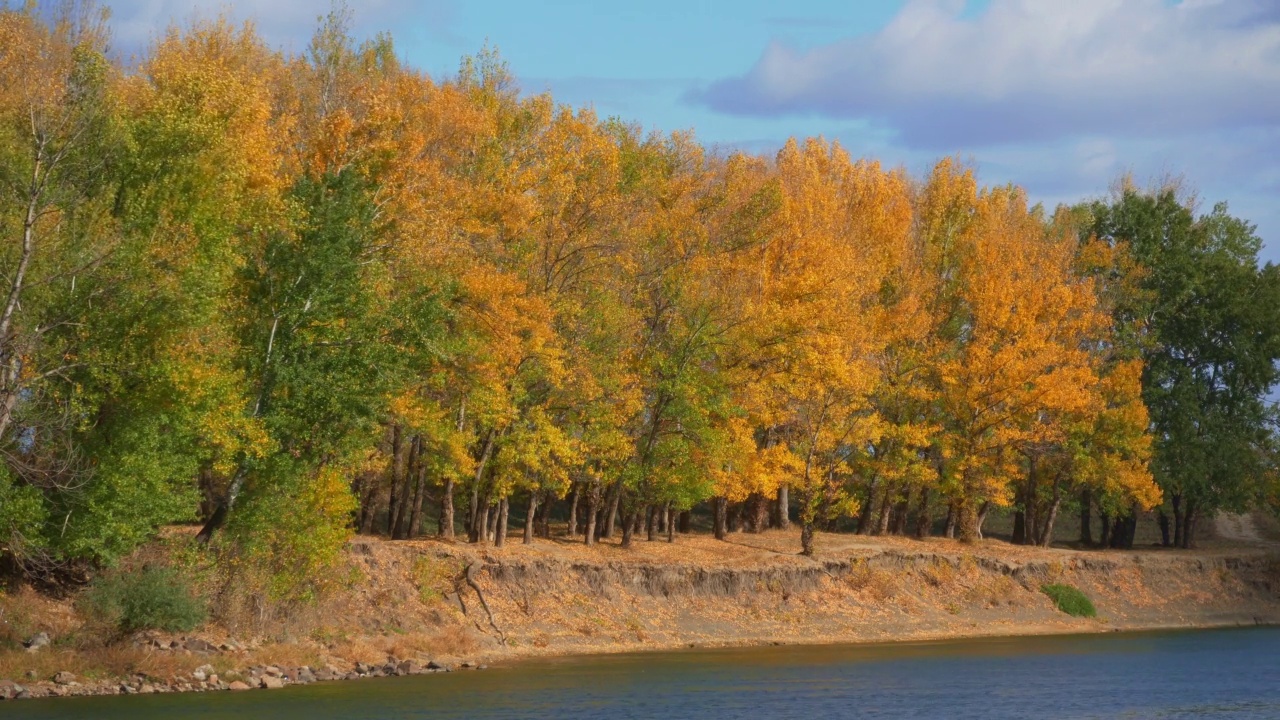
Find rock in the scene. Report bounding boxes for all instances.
[53,672,75,685]
[313,668,337,681]
[227,681,251,692]
[139,684,157,694]
[192,664,215,682]
[354,662,371,674]
[0,680,22,700]
[24,632,49,652]
[186,638,216,653]
[477,665,488,670]
[207,674,219,686]
[260,676,285,690]
[264,666,283,678]
[427,660,447,670]
[120,684,136,694]
[396,660,420,676]
[344,672,360,681]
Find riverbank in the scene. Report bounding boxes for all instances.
[2,525,1278,700]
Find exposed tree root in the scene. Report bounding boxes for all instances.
[464,561,507,646]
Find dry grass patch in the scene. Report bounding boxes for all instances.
[0,645,208,684]
[843,560,899,601]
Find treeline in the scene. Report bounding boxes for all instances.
[1,5,1277,593]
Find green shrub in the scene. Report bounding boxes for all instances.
[1040,583,1097,618]
[81,566,207,635]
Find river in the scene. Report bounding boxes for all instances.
[6,627,1279,719]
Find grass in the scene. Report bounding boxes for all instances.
[411,555,462,605]
[80,566,207,635]
[1040,583,1097,618]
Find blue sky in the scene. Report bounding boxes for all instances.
[100,0,1280,263]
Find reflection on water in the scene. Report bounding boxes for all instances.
[6,627,1279,719]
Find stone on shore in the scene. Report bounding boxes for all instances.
[24,632,50,653]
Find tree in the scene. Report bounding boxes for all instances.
[1085,187,1280,547]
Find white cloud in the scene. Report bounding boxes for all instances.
[696,0,1280,148]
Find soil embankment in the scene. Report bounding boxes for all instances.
[3,525,1279,700]
[341,530,1280,659]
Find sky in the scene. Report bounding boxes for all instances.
[96,0,1280,264]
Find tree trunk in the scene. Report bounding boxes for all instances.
[776,483,790,530]
[487,502,500,543]
[474,502,490,544]
[1021,458,1038,547]
[1157,510,1171,547]
[603,482,620,539]
[892,489,911,536]
[1099,511,1112,548]
[1012,510,1027,545]
[524,492,538,544]
[1182,500,1198,549]
[494,498,509,547]
[957,500,981,544]
[1038,497,1061,547]
[875,486,893,536]
[567,483,580,538]
[534,491,550,539]
[976,501,991,540]
[466,430,498,541]
[620,507,636,548]
[1079,488,1093,547]
[646,504,657,541]
[944,501,956,539]
[584,482,600,547]
[659,503,669,534]
[388,425,405,536]
[800,520,815,556]
[356,472,378,535]
[439,477,455,540]
[855,479,877,534]
[1109,510,1136,550]
[713,497,728,540]
[914,488,931,538]
[678,511,691,534]
[1172,494,1184,548]
[408,460,428,539]
[195,465,248,544]
[667,507,675,543]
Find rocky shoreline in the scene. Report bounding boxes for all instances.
[0,634,489,701]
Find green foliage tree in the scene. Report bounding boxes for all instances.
[1085,187,1280,547]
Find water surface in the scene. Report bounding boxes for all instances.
[8,627,1280,719]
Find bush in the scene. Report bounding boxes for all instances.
[1040,583,1096,618]
[81,566,207,635]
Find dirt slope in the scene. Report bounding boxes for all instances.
[315,529,1280,665]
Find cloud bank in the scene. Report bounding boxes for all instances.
[695,0,1280,149]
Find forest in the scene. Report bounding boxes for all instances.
[1,3,1278,603]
